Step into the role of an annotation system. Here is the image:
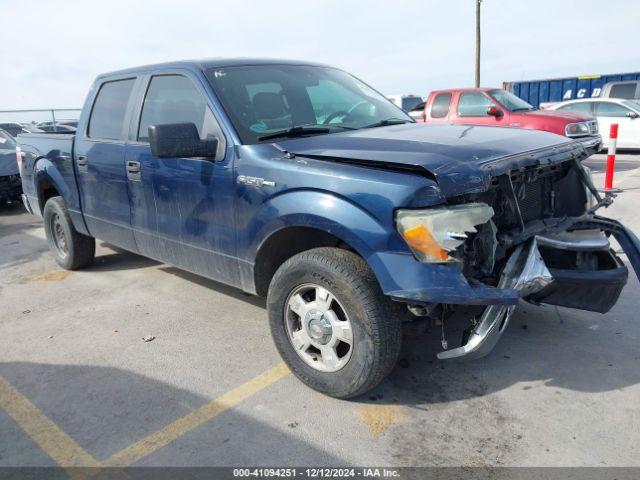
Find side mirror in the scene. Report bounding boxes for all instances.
[148,123,218,159]
[626,111,639,119]
[487,106,504,118]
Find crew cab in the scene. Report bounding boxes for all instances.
[17,59,640,398]
[422,88,602,155]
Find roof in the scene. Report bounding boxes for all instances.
[97,58,331,79]
[428,87,500,95]
[553,97,633,103]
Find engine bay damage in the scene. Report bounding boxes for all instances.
[413,158,640,361]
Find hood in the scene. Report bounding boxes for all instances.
[276,123,582,197]
[518,109,593,122]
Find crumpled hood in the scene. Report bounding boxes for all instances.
[276,123,582,197]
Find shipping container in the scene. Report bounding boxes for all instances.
[503,71,640,107]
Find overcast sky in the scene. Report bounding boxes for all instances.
[1,0,638,112]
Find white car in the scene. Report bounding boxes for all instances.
[547,98,640,149]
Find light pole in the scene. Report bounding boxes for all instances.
[475,0,482,88]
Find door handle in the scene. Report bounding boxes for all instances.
[77,155,88,166]
[126,161,141,173]
[126,160,141,181]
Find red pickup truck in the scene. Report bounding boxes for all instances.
[422,88,602,155]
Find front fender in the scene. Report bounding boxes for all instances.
[243,190,519,305]
[245,189,404,263]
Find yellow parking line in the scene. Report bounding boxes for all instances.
[104,362,290,467]
[0,376,99,467]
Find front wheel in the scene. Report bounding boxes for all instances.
[43,196,95,270]
[267,247,402,398]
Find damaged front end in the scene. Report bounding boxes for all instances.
[399,150,640,361]
[437,230,630,360]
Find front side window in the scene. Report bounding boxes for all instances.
[489,90,534,112]
[596,102,631,117]
[458,93,495,117]
[138,75,211,141]
[430,93,452,118]
[609,83,637,100]
[88,79,135,140]
[206,65,410,144]
[559,102,592,113]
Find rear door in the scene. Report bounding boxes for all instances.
[124,72,239,285]
[74,77,138,251]
[425,92,453,123]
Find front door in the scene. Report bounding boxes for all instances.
[74,77,138,251]
[455,92,509,126]
[124,73,239,286]
[595,101,640,149]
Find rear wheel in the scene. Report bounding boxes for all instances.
[43,196,95,270]
[267,247,402,398]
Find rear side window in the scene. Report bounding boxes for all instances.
[609,83,637,99]
[458,93,494,116]
[137,75,209,141]
[595,102,630,117]
[88,79,135,140]
[559,102,592,113]
[430,93,452,118]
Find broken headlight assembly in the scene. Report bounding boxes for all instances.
[396,203,495,263]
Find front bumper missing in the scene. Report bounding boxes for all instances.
[437,223,637,361]
[437,238,553,360]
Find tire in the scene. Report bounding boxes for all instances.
[43,196,95,270]
[267,247,402,398]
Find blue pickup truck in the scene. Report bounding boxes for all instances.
[17,59,640,398]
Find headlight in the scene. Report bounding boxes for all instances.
[396,203,494,263]
[565,122,590,137]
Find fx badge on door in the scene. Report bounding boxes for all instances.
[237,175,276,188]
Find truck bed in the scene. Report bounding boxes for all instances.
[17,132,77,216]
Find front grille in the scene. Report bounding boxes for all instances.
[457,152,590,280]
[469,162,588,235]
[588,120,598,135]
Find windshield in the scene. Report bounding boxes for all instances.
[489,89,535,111]
[206,65,411,144]
[623,100,640,111]
[0,130,16,150]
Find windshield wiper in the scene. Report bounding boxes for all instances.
[362,118,413,129]
[258,124,355,141]
[511,107,536,112]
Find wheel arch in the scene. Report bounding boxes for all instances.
[34,158,68,214]
[253,225,357,297]
[247,190,404,297]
